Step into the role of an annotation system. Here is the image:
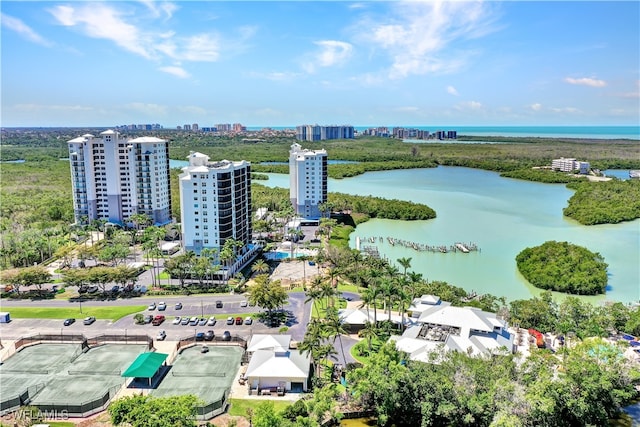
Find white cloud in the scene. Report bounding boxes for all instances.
[447,86,459,96]
[355,1,500,79]
[550,107,581,113]
[530,103,542,111]
[246,71,302,81]
[156,34,221,62]
[456,101,483,110]
[395,106,420,113]
[159,66,190,78]
[564,77,607,87]
[303,40,353,73]
[50,4,154,59]
[139,1,178,20]
[13,103,93,111]
[1,13,53,47]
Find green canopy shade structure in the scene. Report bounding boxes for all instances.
[122,352,168,387]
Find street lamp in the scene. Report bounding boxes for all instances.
[79,298,82,314]
[201,300,204,317]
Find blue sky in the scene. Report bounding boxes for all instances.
[1,1,639,127]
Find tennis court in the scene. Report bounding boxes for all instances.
[152,345,243,418]
[0,343,79,414]
[31,344,147,408]
[0,342,147,416]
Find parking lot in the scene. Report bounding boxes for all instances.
[0,292,310,343]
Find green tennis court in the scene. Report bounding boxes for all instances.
[152,345,243,405]
[0,343,147,415]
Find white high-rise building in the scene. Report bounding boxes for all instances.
[289,143,328,219]
[67,130,171,226]
[178,152,257,268]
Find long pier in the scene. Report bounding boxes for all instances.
[363,236,480,254]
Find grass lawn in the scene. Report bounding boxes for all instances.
[228,398,292,417]
[311,298,348,319]
[5,305,146,320]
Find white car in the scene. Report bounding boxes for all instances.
[156,330,166,341]
[172,316,181,325]
[207,316,217,326]
[157,302,167,311]
[147,302,156,311]
[244,316,253,325]
[240,300,248,307]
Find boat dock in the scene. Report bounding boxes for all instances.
[361,236,480,254]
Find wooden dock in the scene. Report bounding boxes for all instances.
[361,236,480,254]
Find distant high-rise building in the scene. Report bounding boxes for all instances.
[296,125,354,141]
[67,130,171,226]
[179,152,253,260]
[289,143,328,219]
[192,123,199,132]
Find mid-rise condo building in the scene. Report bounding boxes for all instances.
[67,130,171,226]
[289,143,328,219]
[551,157,590,174]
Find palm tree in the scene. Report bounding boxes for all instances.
[305,282,323,318]
[379,277,398,323]
[251,259,270,275]
[360,321,378,353]
[324,307,349,367]
[397,257,412,277]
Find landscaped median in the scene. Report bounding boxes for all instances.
[3,305,146,320]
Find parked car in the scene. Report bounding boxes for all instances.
[189,316,198,326]
[226,316,234,325]
[87,285,98,293]
[235,316,243,325]
[207,316,217,326]
[63,318,75,326]
[198,318,207,326]
[195,332,205,341]
[172,316,182,325]
[240,300,248,307]
[110,285,119,293]
[156,330,166,341]
[201,345,209,353]
[152,315,165,326]
[216,300,223,308]
[204,330,215,341]
[157,302,167,311]
[83,316,96,325]
[222,331,232,341]
[175,302,183,310]
[143,315,153,324]
[244,316,253,325]
[180,317,190,325]
[148,302,156,311]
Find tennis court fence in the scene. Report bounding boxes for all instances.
[32,384,121,418]
[0,383,46,416]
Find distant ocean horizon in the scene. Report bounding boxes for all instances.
[247,125,639,140]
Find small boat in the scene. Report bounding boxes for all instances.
[629,170,640,179]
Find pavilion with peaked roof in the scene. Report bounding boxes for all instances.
[121,352,168,388]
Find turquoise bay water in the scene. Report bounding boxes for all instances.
[261,167,640,303]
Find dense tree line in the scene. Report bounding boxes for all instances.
[347,340,639,427]
[500,168,588,183]
[515,241,608,295]
[563,179,640,225]
[509,291,640,338]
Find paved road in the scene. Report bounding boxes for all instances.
[0,292,312,343]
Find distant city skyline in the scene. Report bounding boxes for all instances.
[1,1,638,127]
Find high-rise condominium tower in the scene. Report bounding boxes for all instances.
[67,130,171,226]
[289,143,328,219]
[178,152,252,255]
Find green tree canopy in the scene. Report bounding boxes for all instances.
[516,241,608,295]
